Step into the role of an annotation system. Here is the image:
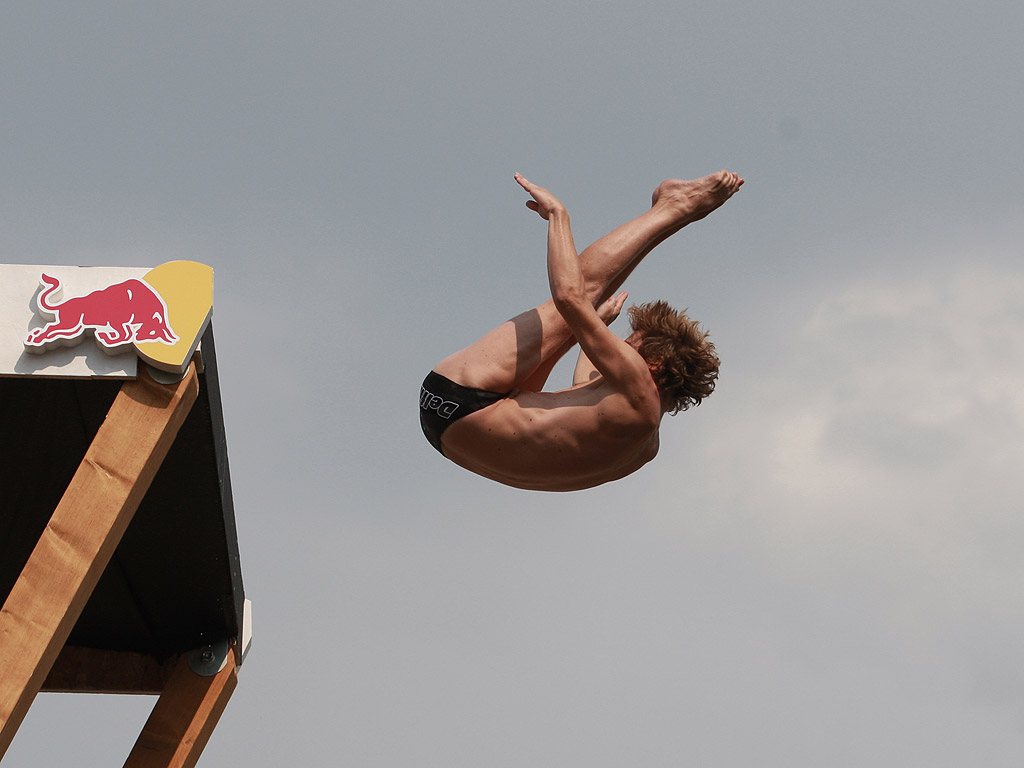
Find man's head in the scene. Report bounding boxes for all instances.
[627,300,719,414]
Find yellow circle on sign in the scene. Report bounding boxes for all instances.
[134,261,213,374]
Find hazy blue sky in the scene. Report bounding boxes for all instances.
[4,2,1023,766]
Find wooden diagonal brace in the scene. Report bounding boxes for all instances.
[0,365,199,759]
[123,650,238,768]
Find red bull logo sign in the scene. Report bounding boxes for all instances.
[0,261,213,378]
[25,274,179,352]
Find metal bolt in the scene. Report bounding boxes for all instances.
[187,638,230,676]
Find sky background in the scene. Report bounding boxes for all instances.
[3,1,1023,766]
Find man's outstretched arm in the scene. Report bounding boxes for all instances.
[514,173,659,410]
[574,292,628,384]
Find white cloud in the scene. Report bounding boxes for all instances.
[570,272,1019,755]
[666,269,1024,701]
[704,268,1024,520]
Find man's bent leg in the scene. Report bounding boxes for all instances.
[433,301,571,393]
[433,172,743,394]
[579,172,744,306]
[433,203,685,394]
[515,291,626,392]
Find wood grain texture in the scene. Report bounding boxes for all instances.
[41,646,174,695]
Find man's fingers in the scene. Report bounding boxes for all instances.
[597,291,629,325]
[514,172,535,192]
[609,291,627,311]
[515,172,558,218]
[515,172,548,198]
[524,199,550,219]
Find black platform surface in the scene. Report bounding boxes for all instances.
[0,326,244,659]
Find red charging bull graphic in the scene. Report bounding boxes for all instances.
[24,273,179,353]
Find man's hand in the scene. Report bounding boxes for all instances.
[515,173,566,220]
[597,291,628,326]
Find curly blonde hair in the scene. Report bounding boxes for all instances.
[628,300,719,414]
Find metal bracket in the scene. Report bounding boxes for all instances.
[186,638,231,677]
[144,349,204,384]
[145,364,187,385]
[240,599,253,666]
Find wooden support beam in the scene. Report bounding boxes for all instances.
[123,651,238,768]
[41,647,175,695]
[0,365,198,759]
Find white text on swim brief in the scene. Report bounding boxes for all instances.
[420,386,459,419]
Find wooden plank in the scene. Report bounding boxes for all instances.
[41,647,174,695]
[123,651,238,768]
[0,365,198,759]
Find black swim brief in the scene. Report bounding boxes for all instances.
[420,371,509,455]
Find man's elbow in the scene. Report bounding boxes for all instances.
[552,288,585,317]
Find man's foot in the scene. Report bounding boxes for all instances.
[651,170,744,228]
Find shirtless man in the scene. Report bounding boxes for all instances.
[420,170,744,491]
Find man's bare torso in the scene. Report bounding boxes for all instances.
[441,376,662,491]
[423,170,742,491]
